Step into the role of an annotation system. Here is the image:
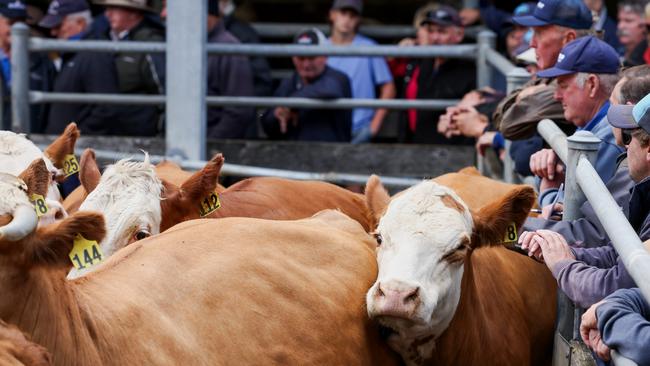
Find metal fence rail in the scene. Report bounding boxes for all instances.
[538,119,646,366]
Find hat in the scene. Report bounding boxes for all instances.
[93,0,153,13]
[536,36,620,78]
[513,0,592,30]
[607,93,650,133]
[294,28,327,46]
[0,0,27,20]
[331,0,362,14]
[39,0,89,29]
[421,5,461,27]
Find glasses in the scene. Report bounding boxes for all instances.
[621,128,639,146]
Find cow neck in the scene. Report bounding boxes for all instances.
[3,265,103,366]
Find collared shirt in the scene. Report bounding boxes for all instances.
[579,101,610,132]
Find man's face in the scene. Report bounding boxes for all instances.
[530,25,566,70]
[292,56,327,81]
[506,26,527,58]
[0,16,12,54]
[617,8,646,49]
[418,23,463,46]
[51,16,86,39]
[329,8,360,35]
[626,130,650,182]
[609,78,627,147]
[554,73,597,127]
[105,6,140,34]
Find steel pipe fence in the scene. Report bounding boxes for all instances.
[538,120,644,366]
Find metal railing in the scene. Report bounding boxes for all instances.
[538,119,650,366]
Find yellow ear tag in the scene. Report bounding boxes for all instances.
[504,222,518,243]
[30,194,49,217]
[69,234,104,271]
[199,192,221,217]
[62,154,80,177]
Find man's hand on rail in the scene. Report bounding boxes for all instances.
[581,300,611,362]
[533,230,576,269]
[458,90,485,108]
[541,202,564,220]
[475,132,497,157]
[438,106,459,137]
[530,148,562,180]
[397,37,416,47]
[518,231,544,261]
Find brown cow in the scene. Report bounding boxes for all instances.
[0,321,51,366]
[364,176,556,366]
[0,162,400,366]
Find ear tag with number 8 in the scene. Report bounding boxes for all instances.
[63,154,80,177]
[199,192,221,217]
[69,234,104,271]
[30,194,49,217]
[504,222,518,243]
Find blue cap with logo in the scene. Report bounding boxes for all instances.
[0,0,27,20]
[536,36,620,78]
[39,0,90,29]
[513,0,592,29]
[607,93,650,134]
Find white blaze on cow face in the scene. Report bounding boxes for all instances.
[0,131,65,225]
[366,181,473,355]
[69,157,162,279]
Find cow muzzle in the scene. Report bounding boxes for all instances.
[369,280,422,321]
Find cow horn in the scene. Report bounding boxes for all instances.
[0,205,38,241]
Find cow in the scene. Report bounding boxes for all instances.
[0,123,80,225]
[364,176,557,366]
[0,321,51,366]
[67,149,372,278]
[0,161,400,366]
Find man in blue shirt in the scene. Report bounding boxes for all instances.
[529,36,624,206]
[326,0,395,143]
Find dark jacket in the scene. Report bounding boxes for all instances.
[261,66,352,142]
[410,58,476,145]
[222,14,272,97]
[206,22,255,139]
[0,53,56,133]
[550,176,650,308]
[45,43,122,134]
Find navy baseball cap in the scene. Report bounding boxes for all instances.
[513,0,592,30]
[0,0,27,20]
[331,0,362,14]
[536,36,620,78]
[421,5,462,27]
[39,0,90,29]
[607,93,650,134]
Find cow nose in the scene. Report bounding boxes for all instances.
[372,280,420,318]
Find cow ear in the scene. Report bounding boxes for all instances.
[178,154,224,202]
[18,159,49,197]
[44,122,80,169]
[79,149,100,194]
[365,175,390,227]
[27,212,105,268]
[470,186,535,248]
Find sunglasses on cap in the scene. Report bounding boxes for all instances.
[621,128,639,146]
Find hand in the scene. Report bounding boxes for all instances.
[475,131,497,156]
[459,8,481,26]
[274,107,291,133]
[516,84,546,103]
[519,231,544,261]
[581,300,611,362]
[398,37,416,47]
[458,90,485,108]
[438,106,460,135]
[452,106,488,138]
[529,149,561,180]
[533,230,576,269]
[541,202,564,220]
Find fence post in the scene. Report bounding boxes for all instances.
[10,23,30,133]
[503,67,531,183]
[553,131,601,366]
[165,0,207,160]
[476,31,495,89]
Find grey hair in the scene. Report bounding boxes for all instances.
[65,10,93,27]
[575,72,620,97]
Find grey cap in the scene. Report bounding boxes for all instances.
[331,0,362,14]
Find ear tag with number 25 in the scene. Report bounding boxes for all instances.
[63,154,80,177]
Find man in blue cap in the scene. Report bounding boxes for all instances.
[493,0,593,178]
[530,36,624,206]
[0,0,56,132]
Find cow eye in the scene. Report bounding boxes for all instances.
[373,232,383,246]
[134,230,151,241]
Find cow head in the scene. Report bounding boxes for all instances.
[364,176,534,363]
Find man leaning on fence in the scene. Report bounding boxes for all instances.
[529,36,624,207]
[520,92,650,309]
[40,0,122,136]
[93,0,164,136]
[261,28,352,142]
